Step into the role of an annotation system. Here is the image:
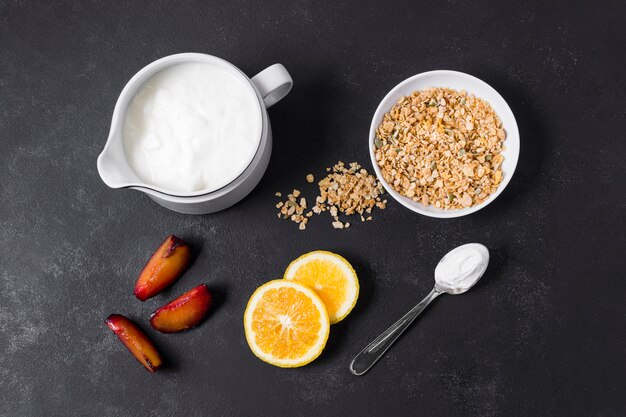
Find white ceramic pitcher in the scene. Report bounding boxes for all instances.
[97,53,292,214]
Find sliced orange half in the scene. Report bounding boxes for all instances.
[284,251,359,324]
[243,280,330,368]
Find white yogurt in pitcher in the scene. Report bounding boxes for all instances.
[122,62,262,194]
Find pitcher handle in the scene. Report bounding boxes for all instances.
[251,64,293,109]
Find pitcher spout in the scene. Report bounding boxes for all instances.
[97,135,138,189]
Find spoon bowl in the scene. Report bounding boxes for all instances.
[434,243,489,294]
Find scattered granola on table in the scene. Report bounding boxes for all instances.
[374,87,506,210]
[275,162,386,230]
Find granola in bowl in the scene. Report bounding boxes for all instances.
[374,87,506,210]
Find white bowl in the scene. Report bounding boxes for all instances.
[368,70,520,218]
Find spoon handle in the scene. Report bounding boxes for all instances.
[349,287,442,375]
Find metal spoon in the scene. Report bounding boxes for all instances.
[349,243,489,376]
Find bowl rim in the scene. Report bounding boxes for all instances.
[368,70,520,219]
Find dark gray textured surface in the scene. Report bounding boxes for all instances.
[1,1,624,416]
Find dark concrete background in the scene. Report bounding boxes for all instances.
[1,1,624,416]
